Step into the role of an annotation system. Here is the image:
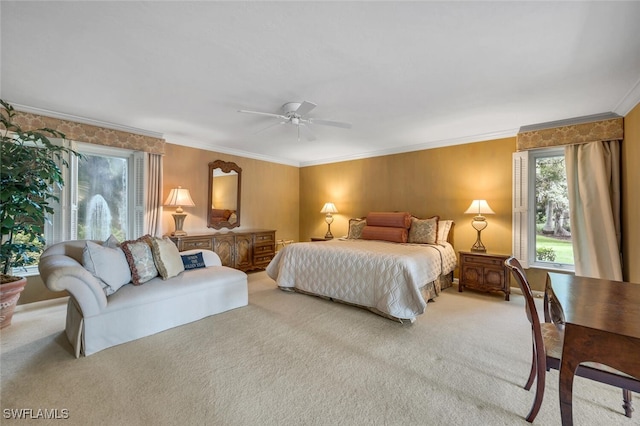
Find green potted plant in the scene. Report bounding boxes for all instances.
[0,99,82,328]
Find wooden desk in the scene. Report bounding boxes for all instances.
[545,272,640,426]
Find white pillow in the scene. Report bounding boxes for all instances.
[150,237,185,280]
[437,220,453,245]
[83,240,132,295]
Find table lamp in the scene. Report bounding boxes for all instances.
[164,186,195,236]
[464,199,495,252]
[320,202,338,239]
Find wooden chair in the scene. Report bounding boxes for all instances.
[504,257,639,422]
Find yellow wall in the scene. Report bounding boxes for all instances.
[622,102,640,283]
[161,143,300,243]
[300,137,516,280]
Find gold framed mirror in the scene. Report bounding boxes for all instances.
[207,160,241,229]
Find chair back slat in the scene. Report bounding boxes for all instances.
[505,258,539,325]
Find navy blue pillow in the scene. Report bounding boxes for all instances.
[181,252,206,270]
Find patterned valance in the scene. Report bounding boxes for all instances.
[517,117,623,151]
[8,110,165,155]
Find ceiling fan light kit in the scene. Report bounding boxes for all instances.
[238,100,351,141]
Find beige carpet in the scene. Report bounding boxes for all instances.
[0,272,635,426]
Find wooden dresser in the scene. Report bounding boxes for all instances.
[169,229,276,272]
[458,251,511,300]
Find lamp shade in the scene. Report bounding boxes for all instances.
[320,202,338,214]
[164,186,195,209]
[464,199,495,216]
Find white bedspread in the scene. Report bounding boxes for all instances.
[266,239,456,321]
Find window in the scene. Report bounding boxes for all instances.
[512,148,574,270]
[77,149,130,242]
[16,141,146,275]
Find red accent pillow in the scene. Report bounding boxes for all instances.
[366,212,411,228]
[361,226,408,243]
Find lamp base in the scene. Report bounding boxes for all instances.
[171,213,188,236]
[470,229,487,252]
[324,223,334,239]
[470,216,488,252]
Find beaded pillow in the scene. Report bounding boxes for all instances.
[121,235,158,285]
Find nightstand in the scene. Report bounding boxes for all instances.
[310,237,331,242]
[458,251,511,301]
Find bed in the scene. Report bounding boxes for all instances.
[266,213,456,323]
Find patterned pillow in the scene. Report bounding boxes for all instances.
[121,235,158,285]
[150,237,185,280]
[347,218,366,239]
[181,252,206,270]
[437,220,454,245]
[408,216,439,244]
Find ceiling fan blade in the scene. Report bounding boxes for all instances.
[238,109,287,120]
[309,118,352,129]
[253,120,286,135]
[299,123,316,142]
[295,101,317,117]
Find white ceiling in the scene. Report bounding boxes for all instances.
[2,1,640,167]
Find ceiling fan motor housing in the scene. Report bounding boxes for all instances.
[282,102,303,117]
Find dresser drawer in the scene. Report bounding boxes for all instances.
[461,253,504,267]
[254,243,275,256]
[254,232,275,244]
[253,254,275,267]
[181,238,213,251]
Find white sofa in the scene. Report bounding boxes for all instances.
[38,240,248,357]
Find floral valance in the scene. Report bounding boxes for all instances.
[8,110,165,155]
[516,117,623,151]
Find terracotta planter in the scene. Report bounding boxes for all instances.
[0,275,27,328]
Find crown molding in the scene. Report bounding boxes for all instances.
[613,75,640,116]
[299,128,519,167]
[10,103,164,139]
[164,134,300,167]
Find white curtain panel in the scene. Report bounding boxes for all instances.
[145,153,163,237]
[565,140,622,280]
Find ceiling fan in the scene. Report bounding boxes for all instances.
[238,101,351,141]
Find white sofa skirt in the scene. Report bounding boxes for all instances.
[68,265,248,357]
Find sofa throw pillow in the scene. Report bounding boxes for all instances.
[150,237,185,280]
[121,235,158,285]
[103,234,120,249]
[408,216,439,244]
[361,225,408,243]
[82,239,131,296]
[347,218,366,239]
[181,252,206,270]
[366,212,411,228]
[437,220,454,245]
